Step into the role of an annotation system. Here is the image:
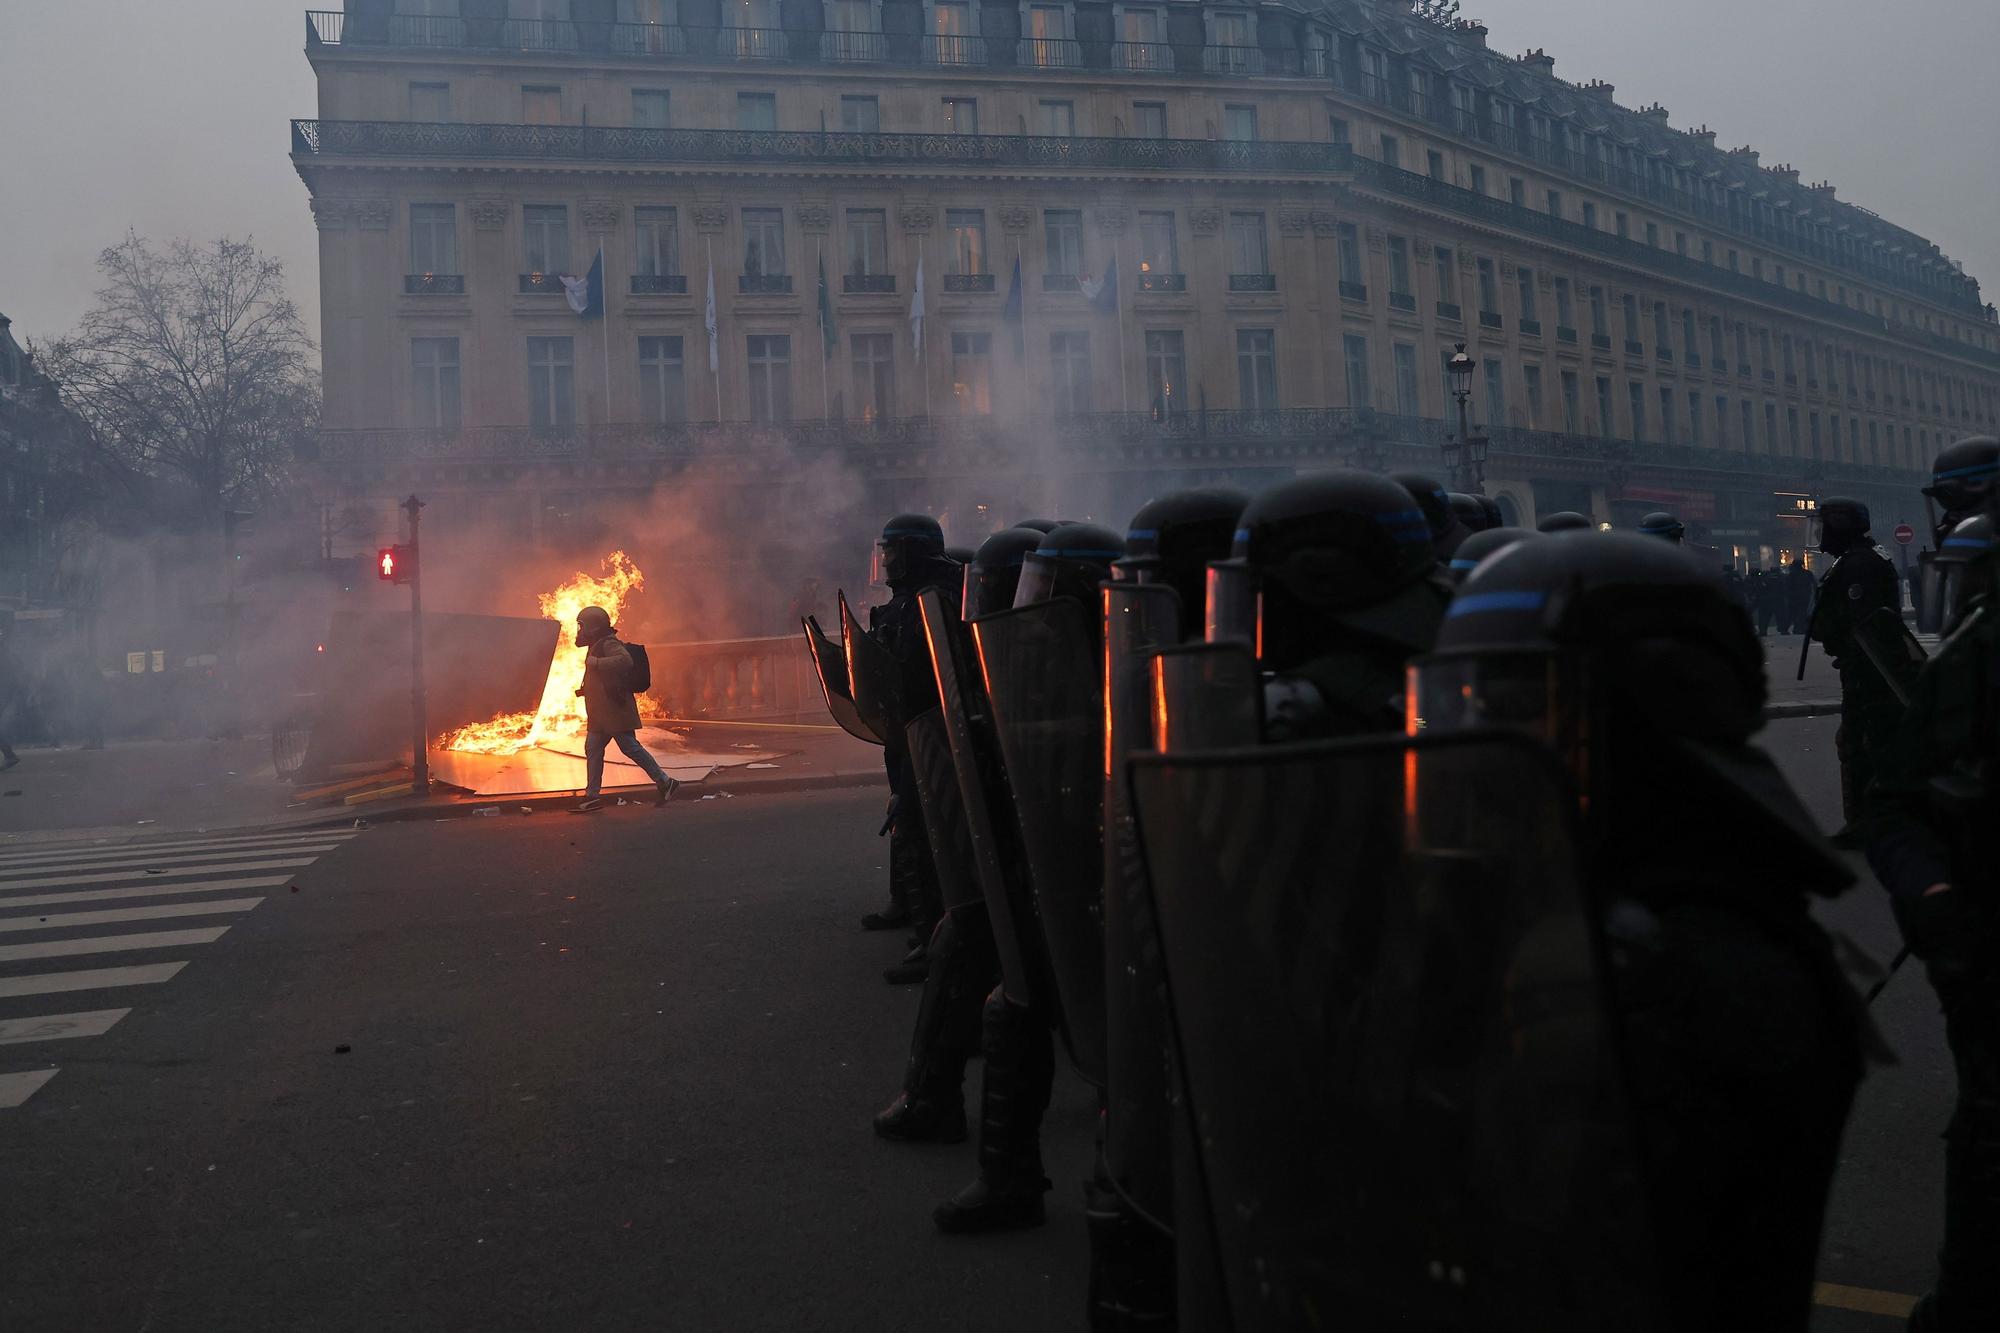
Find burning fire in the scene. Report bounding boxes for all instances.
[442,551,653,755]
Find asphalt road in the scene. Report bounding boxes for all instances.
[0,715,1954,1331]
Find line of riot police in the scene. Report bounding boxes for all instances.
[805,470,1883,1331]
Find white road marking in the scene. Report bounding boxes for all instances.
[0,927,229,964]
[0,899,263,933]
[0,830,355,868]
[0,961,188,999]
[0,845,341,881]
[0,877,292,911]
[0,1068,60,1107]
[0,1008,130,1045]
[0,859,316,893]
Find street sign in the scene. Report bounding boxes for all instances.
[1894,524,1916,546]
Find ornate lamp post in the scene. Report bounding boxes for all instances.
[1444,342,1476,491]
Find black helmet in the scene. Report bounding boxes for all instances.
[1814,496,1871,554]
[1118,487,1250,639]
[1211,470,1444,667]
[1446,527,1539,585]
[1012,517,1060,534]
[1924,436,2000,532]
[1393,473,1455,539]
[1014,522,1126,611]
[1638,511,1686,543]
[963,527,1046,621]
[1537,510,1593,533]
[944,545,976,567]
[1476,495,1505,531]
[1925,512,1998,631]
[875,512,945,587]
[1449,493,1492,535]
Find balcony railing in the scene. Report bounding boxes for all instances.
[943,272,994,293]
[1480,310,1503,329]
[1556,325,1578,343]
[1518,317,1541,336]
[1231,273,1278,293]
[1436,301,1462,322]
[631,274,687,294]
[1625,340,1646,357]
[925,33,987,65]
[610,21,689,55]
[1017,37,1081,68]
[1389,291,1417,313]
[739,273,792,294]
[1109,40,1175,72]
[519,272,564,294]
[1138,271,1187,292]
[1043,273,1081,292]
[722,26,786,59]
[843,273,896,293]
[404,273,464,295]
[820,29,888,62]
[1339,280,1368,302]
[1592,333,1613,351]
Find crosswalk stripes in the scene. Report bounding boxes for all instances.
[0,823,361,1107]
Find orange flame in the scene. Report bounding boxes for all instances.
[441,551,650,755]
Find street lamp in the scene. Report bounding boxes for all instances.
[1464,431,1490,494]
[1445,342,1475,490]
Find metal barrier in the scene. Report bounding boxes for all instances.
[649,634,822,723]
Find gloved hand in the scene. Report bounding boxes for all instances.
[879,793,899,837]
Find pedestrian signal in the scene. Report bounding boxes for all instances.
[377,545,415,584]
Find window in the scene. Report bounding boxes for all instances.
[1380,134,1400,168]
[943,97,978,134]
[743,208,786,277]
[1742,401,1755,451]
[1133,102,1166,138]
[410,82,450,121]
[737,92,777,131]
[1038,100,1075,136]
[1228,211,1268,276]
[1394,342,1420,417]
[946,209,986,275]
[1119,5,1167,66]
[850,332,895,422]
[1044,209,1083,276]
[1388,236,1412,299]
[1238,329,1278,411]
[1709,316,1725,364]
[1337,223,1363,287]
[527,336,574,429]
[1329,115,1350,145]
[1021,2,1069,63]
[746,335,791,422]
[632,90,669,128]
[1516,266,1537,323]
[637,336,685,423]
[1716,397,1730,447]
[845,209,888,277]
[1659,386,1675,443]
[951,331,992,414]
[1681,308,1697,359]
[1787,405,1801,455]
[1547,189,1563,217]
[523,204,570,275]
[1428,150,1446,182]
[1621,293,1639,346]
[839,95,880,132]
[726,0,780,50]
[1645,222,1658,249]
[410,204,457,275]
[1653,302,1670,351]
[1508,177,1525,207]
[1138,211,1178,277]
[1476,258,1498,319]
[1223,105,1258,142]
[1342,334,1371,409]
[1589,285,1608,338]
[1523,364,1544,429]
[1615,211,1629,239]
[1765,404,1779,453]
[1688,392,1703,446]
[634,206,678,278]
[1434,247,1457,306]
[1561,369,1580,433]
[1595,376,1613,437]
[1675,230,1688,257]
[1469,164,1487,195]
[1867,419,1879,463]
[1049,332,1091,415]
[1484,357,1505,427]
[1554,277,1573,329]
[1209,8,1253,50]
[522,85,561,124]
[411,337,461,430]
[1580,200,1596,229]
[1627,382,1645,442]
[1145,330,1186,417]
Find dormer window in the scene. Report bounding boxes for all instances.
[1113,5,1170,70]
[1019,3,1075,66]
[822,0,884,59]
[1206,10,1257,74]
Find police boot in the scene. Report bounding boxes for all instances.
[883,942,929,986]
[1084,1174,1176,1329]
[876,915,982,1142]
[934,988,1055,1234]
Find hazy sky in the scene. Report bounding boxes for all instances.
[2,0,1996,351]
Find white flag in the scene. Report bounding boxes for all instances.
[704,262,719,373]
[909,256,925,358]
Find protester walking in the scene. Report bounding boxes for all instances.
[573,605,676,811]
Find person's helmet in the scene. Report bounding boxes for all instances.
[962,527,1046,621]
[1638,511,1686,543]
[1923,436,2000,540]
[1210,470,1444,669]
[1445,527,1540,585]
[874,513,945,587]
[1537,510,1593,533]
[1925,512,1999,632]
[1476,495,1505,531]
[1449,493,1492,536]
[1393,474,1456,538]
[1116,487,1250,638]
[576,605,613,646]
[1814,497,1871,554]
[1013,522,1126,611]
[1011,518,1059,534]
[944,546,976,567]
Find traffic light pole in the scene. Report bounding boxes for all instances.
[403,495,430,796]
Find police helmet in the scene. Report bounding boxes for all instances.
[1011,518,1059,534]
[962,527,1046,621]
[1445,527,1540,586]
[1449,493,1492,535]
[1117,487,1250,639]
[1638,511,1686,543]
[1814,497,1871,554]
[1925,512,1998,632]
[1392,473,1455,540]
[1924,437,2000,527]
[874,513,945,586]
[1013,522,1126,610]
[1537,510,1593,533]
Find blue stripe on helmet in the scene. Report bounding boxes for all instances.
[1125,528,1160,541]
[1448,558,1480,570]
[1234,528,1252,543]
[882,527,941,538]
[1933,462,2000,482]
[1447,590,1549,618]
[1943,535,1993,549]
[1037,548,1125,559]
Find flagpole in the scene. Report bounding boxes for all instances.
[1014,239,1025,418]
[1116,236,1132,414]
[706,236,721,422]
[918,244,931,421]
[599,245,612,429]
[817,240,832,421]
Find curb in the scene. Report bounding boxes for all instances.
[302,767,887,827]
[1765,700,1842,720]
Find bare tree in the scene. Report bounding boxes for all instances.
[44,234,318,524]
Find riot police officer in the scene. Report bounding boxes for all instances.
[1538,509,1593,533]
[1867,511,2000,1332]
[1117,486,1251,637]
[1420,534,1863,1329]
[1922,437,2000,544]
[1394,473,1475,560]
[1449,491,1494,538]
[1444,525,1539,585]
[1808,498,1902,843]
[1639,510,1686,544]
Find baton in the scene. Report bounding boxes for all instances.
[1796,589,1821,682]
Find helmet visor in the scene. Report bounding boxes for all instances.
[1012,552,1060,609]
[1916,551,1945,635]
[1408,653,1560,740]
[1204,561,1258,652]
[870,541,888,588]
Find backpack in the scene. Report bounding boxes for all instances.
[625,642,652,694]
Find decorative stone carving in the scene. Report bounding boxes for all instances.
[692,204,730,232]
[1363,224,1386,251]
[310,197,350,230]
[1187,207,1222,237]
[1277,207,1311,237]
[898,204,935,233]
[1500,260,1518,279]
[580,200,622,232]
[1459,251,1477,273]
[470,199,509,231]
[998,205,1033,233]
[1309,209,1342,238]
[353,199,392,231]
[1537,271,1555,292]
[1094,204,1128,237]
[796,203,832,232]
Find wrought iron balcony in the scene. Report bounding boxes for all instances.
[1556,325,1578,343]
[1657,348,1673,363]
[1389,291,1417,313]
[820,29,888,62]
[943,273,994,293]
[1436,301,1462,322]
[1480,310,1503,329]
[721,26,786,59]
[631,274,687,294]
[1339,280,1368,302]
[1232,273,1278,293]
[1043,274,1081,292]
[1518,317,1541,336]
[1687,353,1702,369]
[1592,334,1613,351]
[404,273,464,295]
[1765,368,1778,384]
[611,21,689,56]
[1625,340,1646,358]
[739,273,792,294]
[518,272,563,294]
[843,273,896,293]
[924,33,987,66]
[1109,41,1175,72]
[1138,271,1187,292]
[1017,37,1081,68]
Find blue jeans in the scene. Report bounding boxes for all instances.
[585,730,668,797]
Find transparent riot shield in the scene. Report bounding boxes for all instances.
[904,709,983,913]
[1916,550,1945,635]
[802,614,880,746]
[1149,642,1263,753]
[917,586,1040,1006]
[839,590,902,747]
[974,597,1110,1087]
[1129,732,1660,1331]
[1101,582,1185,1228]
[1852,604,1927,705]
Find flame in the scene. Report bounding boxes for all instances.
[441,551,651,755]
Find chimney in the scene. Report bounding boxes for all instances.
[1462,21,1488,48]
[1518,47,1555,76]
[1767,163,1801,186]
[1582,79,1616,103]
[1728,146,1761,168]
[1807,180,1838,201]
[1686,124,1718,148]
[1638,103,1670,124]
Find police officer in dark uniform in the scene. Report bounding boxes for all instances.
[1445,525,1539,585]
[1922,437,2000,545]
[1423,534,1864,1329]
[1449,492,1494,538]
[1538,509,1593,533]
[1118,486,1251,636]
[1639,510,1685,544]
[1807,498,1902,843]
[1394,473,1474,560]
[1867,510,2000,1332]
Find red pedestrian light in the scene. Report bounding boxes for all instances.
[378,547,398,581]
[377,544,416,584]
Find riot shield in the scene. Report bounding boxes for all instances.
[974,597,1110,1087]
[840,590,902,747]
[1853,604,1927,705]
[917,586,1040,1006]
[1130,732,1659,1331]
[1149,642,1263,752]
[1100,582,1185,1227]
[1916,550,1944,635]
[904,708,982,913]
[802,614,880,746]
